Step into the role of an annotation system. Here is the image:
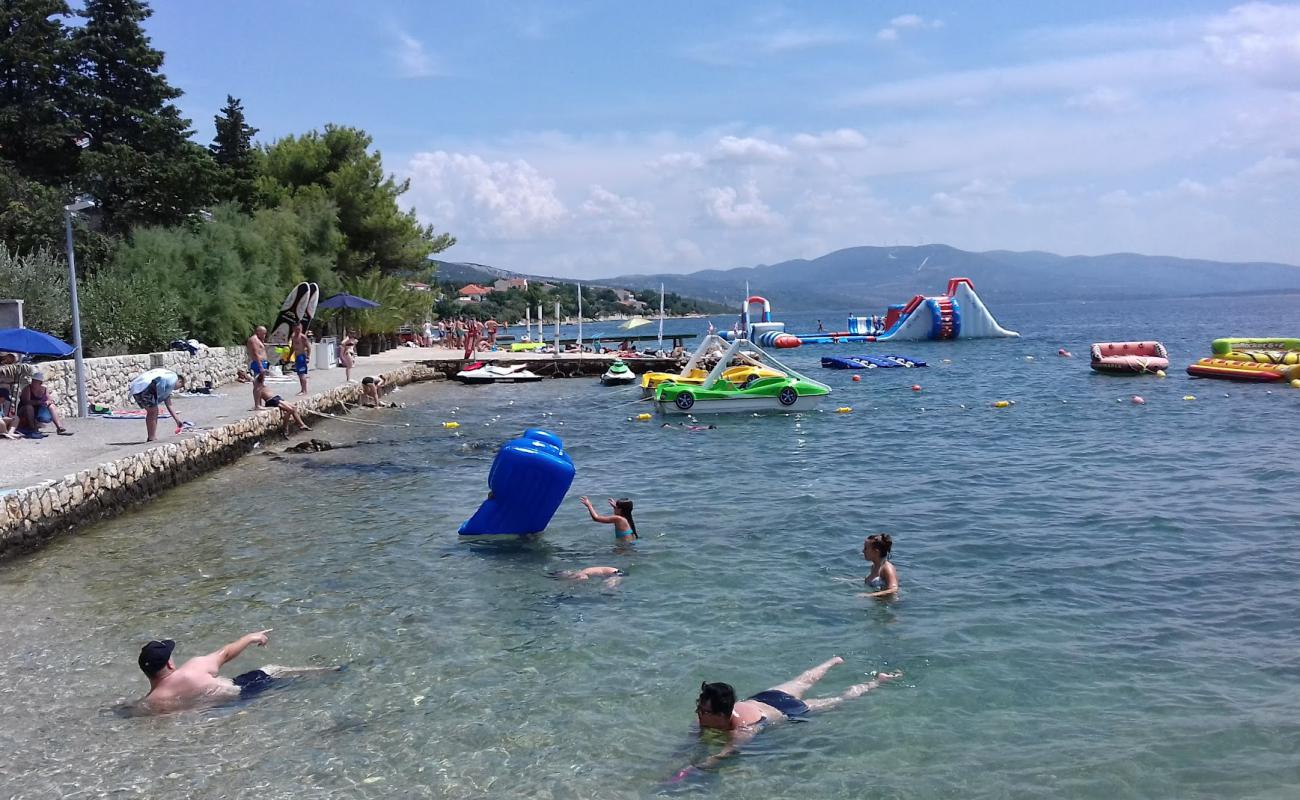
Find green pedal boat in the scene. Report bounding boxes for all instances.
[653,336,831,414]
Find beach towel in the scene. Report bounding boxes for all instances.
[97,409,173,420]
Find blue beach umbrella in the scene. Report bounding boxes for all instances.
[0,327,74,357]
[317,293,381,336]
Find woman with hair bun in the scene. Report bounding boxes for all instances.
[860,534,898,598]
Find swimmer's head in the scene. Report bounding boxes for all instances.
[614,498,637,539]
[138,639,176,678]
[864,533,893,561]
[696,681,736,724]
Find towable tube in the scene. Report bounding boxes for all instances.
[1211,338,1300,355]
[459,428,576,536]
[1089,341,1169,375]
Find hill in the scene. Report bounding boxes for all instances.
[597,245,1300,311]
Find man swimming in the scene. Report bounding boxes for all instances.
[675,657,901,779]
[137,630,275,712]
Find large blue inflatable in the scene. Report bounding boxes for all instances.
[458,428,576,536]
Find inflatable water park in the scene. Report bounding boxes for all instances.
[723,277,1019,347]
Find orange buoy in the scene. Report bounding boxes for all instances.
[851,375,861,382]
[911,384,921,392]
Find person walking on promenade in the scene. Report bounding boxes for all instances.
[246,326,269,410]
[290,323,311,396]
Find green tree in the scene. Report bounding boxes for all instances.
[0,0,81,185]
[210,94,259,211]
[73,0,214,236]
[258,124,454,276]
[0,244,70,337]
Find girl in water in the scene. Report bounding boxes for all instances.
[861,534,898,598]
[579,496,637,542]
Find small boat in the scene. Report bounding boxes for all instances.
[600,360,638,386]
[821,354,927,369]
[1089,341,1169,375]
[454,361,543,384]
[654,335,830,414]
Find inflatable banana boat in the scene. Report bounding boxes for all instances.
[1188,338,1300,381]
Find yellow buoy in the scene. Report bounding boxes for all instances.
[1291,379,1300,389]
[636,413,652,421]
[1183,395,1196,401]
[441,421,460,429]
[1156,370,1167,378]
[993,400,1011,408]
[836,406,853,413]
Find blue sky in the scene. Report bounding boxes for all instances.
[145,1,1300,277]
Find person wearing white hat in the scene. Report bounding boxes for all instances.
[16,370,71,438]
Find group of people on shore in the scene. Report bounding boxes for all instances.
[1,370,73,440]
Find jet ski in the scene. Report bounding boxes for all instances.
[454,361,544,384]
[600,360,638,386]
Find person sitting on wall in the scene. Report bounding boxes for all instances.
[16,370,72,438]
[0,351,17,365]
[254,383,311,433]
[1,387,21,439]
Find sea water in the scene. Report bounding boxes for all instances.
[1,294,1299,799]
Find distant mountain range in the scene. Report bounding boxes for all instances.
[435,245,1300,311]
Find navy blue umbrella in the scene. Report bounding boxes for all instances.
[318,293,380,310]
[0,327,74,357]
[318,293,381,338]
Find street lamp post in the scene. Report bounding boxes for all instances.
[63,197,94,418]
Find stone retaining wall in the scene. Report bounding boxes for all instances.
[0,365,441,562]
[0,347,245,418]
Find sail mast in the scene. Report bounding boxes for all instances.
[657,283,664,351]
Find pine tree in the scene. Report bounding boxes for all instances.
[73,0,213,236]
[0,0,81,184]
[210,94,259,211]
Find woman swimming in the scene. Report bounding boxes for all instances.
[860,533,898,598]
[579,496,637,541]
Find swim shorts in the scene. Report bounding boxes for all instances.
[250,360,269,379]
[232,669,276,697]
[131,390,160,409]
[294,353,308,375]
[747,689,809,720]
[265,395,283,408]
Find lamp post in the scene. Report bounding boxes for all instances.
[63,197,94,418]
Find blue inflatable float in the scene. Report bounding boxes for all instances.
[458,428,576,537]
[820,354,928,369]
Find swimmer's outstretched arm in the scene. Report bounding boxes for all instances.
[673,727,756,780]
[191,629,272,675]
[578,496,619,525]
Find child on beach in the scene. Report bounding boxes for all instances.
[579,496,637,542]
[860,533,898,598]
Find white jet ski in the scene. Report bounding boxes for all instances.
[454,361,544,385]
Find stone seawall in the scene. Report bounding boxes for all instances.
[1,346,246,418]
[0,364,440,562]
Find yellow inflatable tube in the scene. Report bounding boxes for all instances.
[1211,338,1300,355]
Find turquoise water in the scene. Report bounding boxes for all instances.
[2,294,1299,799]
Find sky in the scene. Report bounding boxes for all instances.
[144,1,1300,277]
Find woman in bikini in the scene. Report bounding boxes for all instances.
[861,533,899,598]
[579,496,637,542]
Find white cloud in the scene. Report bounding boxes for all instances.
[703,182,782,228]
[580,185,653,226]
[877,13,942,42]
[792,128,869,150]
[1241,153,1300,178]
[1203,2,1300,88]
[1065,86,1139,113]
[405,151,566,239]
[713,135,790,162]
[394,31,438,79]
[650,151,706,171]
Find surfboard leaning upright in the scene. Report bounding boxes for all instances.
[269,282,311,344]
[300,282,320,332]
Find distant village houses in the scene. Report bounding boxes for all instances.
[457,283,492,303]
[493,277,528,292]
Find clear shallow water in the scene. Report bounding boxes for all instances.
[2,294,1300,799]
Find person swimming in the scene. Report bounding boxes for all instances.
[554,565,627,589]
[675,657,902,780]
[861,533,899,598]
[579,496,637,541]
